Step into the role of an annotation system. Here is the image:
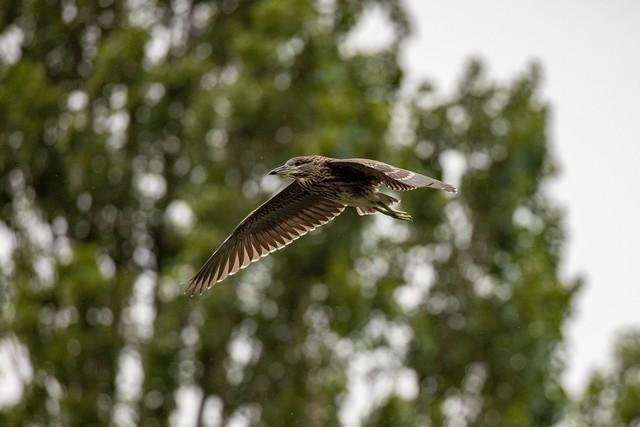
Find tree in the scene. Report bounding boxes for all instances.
[1,1,577,426]
[361,61,581,427]
[572,330,640,427]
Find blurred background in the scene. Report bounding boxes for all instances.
[1,0,638,426]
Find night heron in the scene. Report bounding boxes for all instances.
[187,156,456,295]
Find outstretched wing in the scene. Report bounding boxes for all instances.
[328,158,456,192]
[187,181,345,295]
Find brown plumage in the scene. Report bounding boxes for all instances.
[186,155,456,295]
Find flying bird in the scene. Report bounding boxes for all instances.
[187,155,456,295]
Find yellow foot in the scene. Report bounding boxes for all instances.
[374,205,413,221]
[392,210,413,221]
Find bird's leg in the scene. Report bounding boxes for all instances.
[374,203,413,221]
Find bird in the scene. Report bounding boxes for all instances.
[186,155,456,295]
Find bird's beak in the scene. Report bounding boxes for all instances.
[268,164,296,176]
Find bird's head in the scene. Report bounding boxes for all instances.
[268,156,316,178]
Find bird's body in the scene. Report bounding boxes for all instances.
[286,158,388,209]
[187,155,455,295]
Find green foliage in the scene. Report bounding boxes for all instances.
[573,330,640,427]
[1,1,579,426]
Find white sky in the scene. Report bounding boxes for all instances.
[400,0,640,392]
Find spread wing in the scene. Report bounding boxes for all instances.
[328,158,456,192]
[186,181,346,295]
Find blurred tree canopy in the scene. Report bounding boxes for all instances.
[573,330,640,427]
[0,0,583,426]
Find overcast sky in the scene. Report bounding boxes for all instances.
[399,0,640,392]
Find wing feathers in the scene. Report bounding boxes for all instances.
[329,158,456,193]
[239,246,251,269]
[256,235,270,255]
[186,181,345,295]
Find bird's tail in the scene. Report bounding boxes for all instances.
[356,193,398,216]
[377,193,399,206]
[356,206,376,216]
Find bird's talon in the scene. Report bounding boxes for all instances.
[394,211,413,221]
